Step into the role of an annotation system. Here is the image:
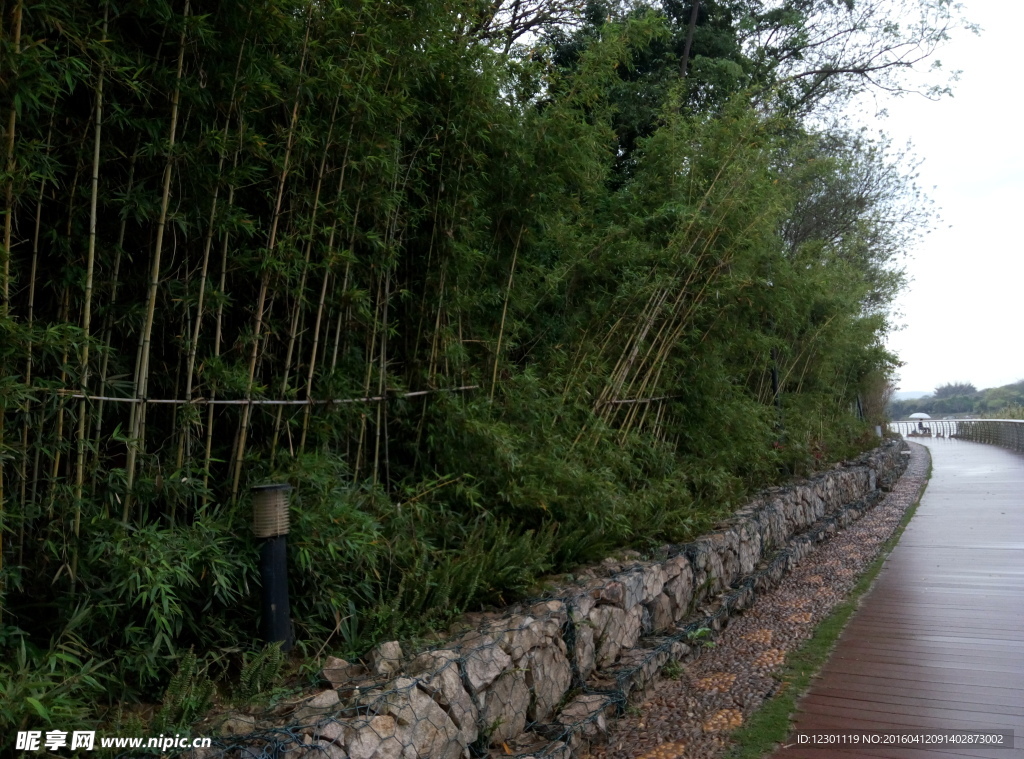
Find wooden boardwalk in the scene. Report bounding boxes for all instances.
[771,438,1024,758]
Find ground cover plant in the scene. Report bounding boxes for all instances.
[0,0,961,737]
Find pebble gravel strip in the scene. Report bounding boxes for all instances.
[586,442,930,759]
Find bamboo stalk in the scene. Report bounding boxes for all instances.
[202,145,241,499]
[373,271,391,486]
[625,209,753,422]
[611,240,720,419]
[298,135,353,452]
[177,32,249,484]
[0,0,22,613]
[42,156,86,527]
[585,142,746,417]
[354,269,384,483]
[1,0,22,307]
[72,10,108,583]
[124,0,191,522]
[490,227,524,401]
[18,103,56,563]
[299,269,332,453]
[597,156,764,434]
[427,262,447,382]
[359,276,382,485]
[329,193,362,374]
[230,11,313,502]
[176,141,226,474]
[48,289,72,520]
[595,285,671,415]
[91,146,137,488]
[372,131,413,487]
[616,252,732,436]
[270,98,340,462]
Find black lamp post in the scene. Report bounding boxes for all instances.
[251,483,294,651]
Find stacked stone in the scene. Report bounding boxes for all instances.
[195,439,909,759]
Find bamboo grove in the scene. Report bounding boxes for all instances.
[0,0,942,723]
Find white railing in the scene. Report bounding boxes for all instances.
[887,419,1024,453]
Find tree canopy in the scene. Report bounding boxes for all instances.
[935,381,978,398]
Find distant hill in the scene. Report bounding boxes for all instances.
[893,390,930,400]
[888,380,1024,418]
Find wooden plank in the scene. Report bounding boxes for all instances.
[769,439,1024,759]
[798,695,1022,728]
[807,681,1024,714]
[809,686,1024,718]
[828,639,1024,660]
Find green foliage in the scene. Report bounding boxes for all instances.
[686,626,715,649]
[153,649,215,733]
[236,643,285,703]
[0,613,108,752]
[934,382,978,399]
[994,403,1024,421]
[0,0,939,719]
[661,658,682,680]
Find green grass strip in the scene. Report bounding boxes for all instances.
[725,454,932,759]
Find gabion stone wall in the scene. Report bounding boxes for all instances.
[193,440,909,759]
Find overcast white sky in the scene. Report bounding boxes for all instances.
[869,0,1024,394]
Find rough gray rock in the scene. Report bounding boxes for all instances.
[477,668,530,745]
[557,693,610,738]
[590,579,625,608]
[645,591,675,632]
[569,590,596,620]
[357,678,462,759]
[589,606,625,668]
[572,620,596,681]
[303,740,348,759]
[217,712,256,736]
[407,649,479,747]
[460,634,512,695]
[736,520,762,576]
[620,570,646,609]
[590,605,642,669]
[308,719,345,744]
[662,555,694,619]
[528,600,569,632]
[493,615,547,662]
[294,689,341,722]
[370,642,404,677]
[322,656,363,689]
[639,565,666,604]
[398,680,463,759]
[524,645,573,722]
[343,716,402,759]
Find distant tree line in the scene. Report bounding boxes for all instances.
[889,381,1024,418]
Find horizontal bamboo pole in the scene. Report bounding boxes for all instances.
[599,394,682,406]
[55,386,481,406]
[56,386,680,409]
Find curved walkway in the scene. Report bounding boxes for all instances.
[772,438,1024,758]
[588,444,930,759]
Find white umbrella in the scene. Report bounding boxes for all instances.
[908,412,931,419]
